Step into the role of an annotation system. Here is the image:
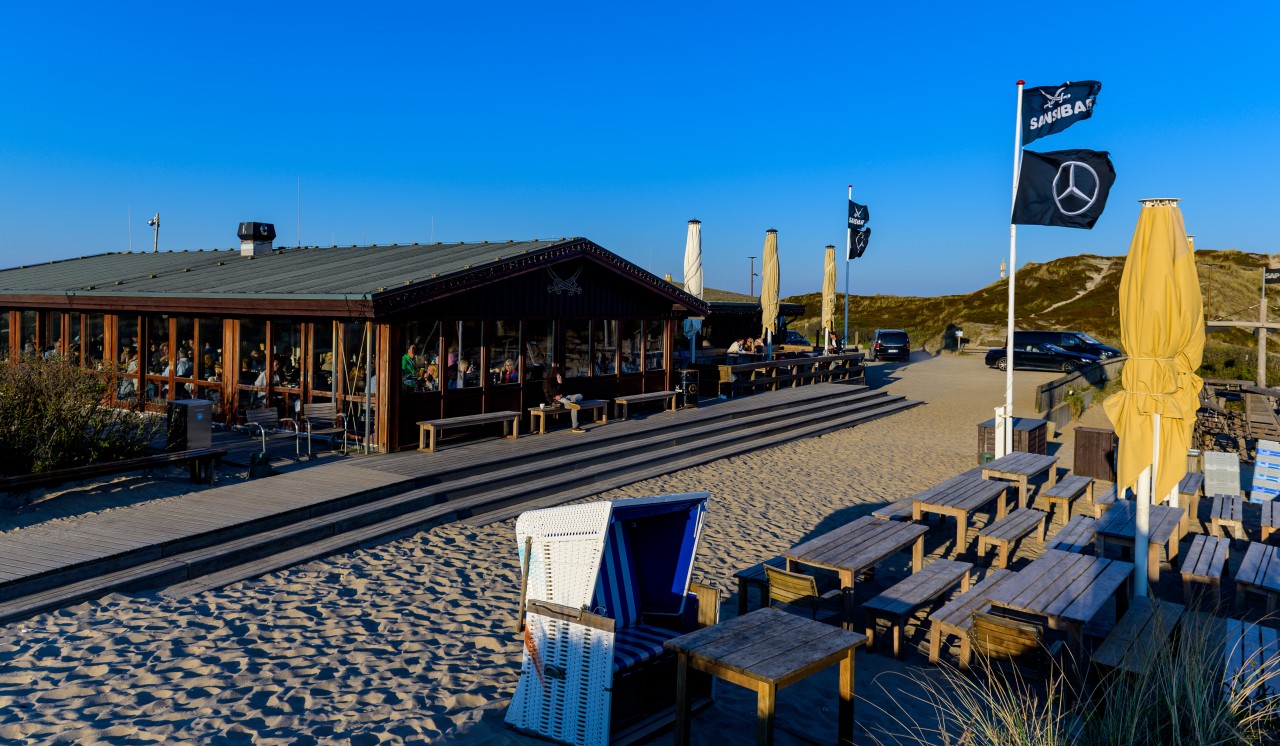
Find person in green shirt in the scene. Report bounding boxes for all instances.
[402,344,419,390]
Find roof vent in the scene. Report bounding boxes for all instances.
[238,222,276,257]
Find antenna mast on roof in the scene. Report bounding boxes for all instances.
[128,206,132,252]
[297,177,301,248]
[147,213,160,253]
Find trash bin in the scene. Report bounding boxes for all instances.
[1074,426,1117,482]
[677,369,700,408]
[166,399,212,452]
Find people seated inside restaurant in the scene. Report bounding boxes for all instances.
[402,344,419,390]
[421,363,440,391]
[448,359,479,389]
[494,358,519,384]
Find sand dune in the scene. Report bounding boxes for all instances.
[0,353,1098,744]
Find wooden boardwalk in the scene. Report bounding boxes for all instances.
[0,381,921,621]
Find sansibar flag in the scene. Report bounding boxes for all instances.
[849,228,870,260]
[1022,81,1101,145]
[1012,149,1115,230]
[847,200,869,260]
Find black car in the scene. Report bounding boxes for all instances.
[1012,330,1122,360]
[985,342,1101,373]
[871,329,910,361]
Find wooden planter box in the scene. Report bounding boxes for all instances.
[1074,426,1117,483]
[978,417,1048,458]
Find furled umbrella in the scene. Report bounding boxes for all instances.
[760,229,780,359]
[821,244,837,352]
[1102,198,1204,597]
[681,219,704,364]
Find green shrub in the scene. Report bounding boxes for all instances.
[0,356,163,475]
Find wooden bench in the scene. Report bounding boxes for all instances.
[528,399,608,434]
[416,411,521,453]
[863,559,973,659]
[1263,500,1280,543]
[1047,515,1096,554]
[1179,472,1205,533]
[1211,494,1246,540]
[298,402,346,456]
[977,508,1048,569]
[1092,485,1118,518]
[0,447,227,494]
[1041,474,1094,525]
[613,391,678,420]
[1180,534,1230,607]
[731,555,786,615]
[1091,597,1184,676]
[926,568,1014,669]
[871,498,915,521]
[1236,541,1280,612]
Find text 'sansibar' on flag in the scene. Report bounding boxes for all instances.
[1021,81,1102,146]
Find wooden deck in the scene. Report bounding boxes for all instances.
[0,381,922,624]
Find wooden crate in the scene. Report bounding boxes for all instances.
[978,417,1048,457]
[1074,426,1117,483]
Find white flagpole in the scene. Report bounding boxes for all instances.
[844,184,852,349]
[1001,81,1025,458]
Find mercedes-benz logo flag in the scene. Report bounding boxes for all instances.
[1022,81,1101,146]
[849,227,870,260]
[1012,149,1115,230]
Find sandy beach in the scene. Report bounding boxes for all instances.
[0,353,1108,744]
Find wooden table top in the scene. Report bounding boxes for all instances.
[983,451,1058,476]
[664,607,867,688]
[986,548,1133,625]
[784,516,928,576]
[1092,499,1186,545]
[1181,611,1280,696]
[1091,597,1184,674]
[912,475,1008,513]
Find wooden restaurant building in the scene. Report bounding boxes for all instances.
[0,226,709,452]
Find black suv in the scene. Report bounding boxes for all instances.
[871,329,910,361]
[1010,330,1121,359]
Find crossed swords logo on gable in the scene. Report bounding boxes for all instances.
[547,266,584,295]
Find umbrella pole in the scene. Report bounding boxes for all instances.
[1135,412,1160,598]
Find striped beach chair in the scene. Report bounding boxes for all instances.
[507,493,718,746]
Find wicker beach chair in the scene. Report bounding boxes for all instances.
[507,493,719,746]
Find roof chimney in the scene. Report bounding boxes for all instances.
[238,222,276,257]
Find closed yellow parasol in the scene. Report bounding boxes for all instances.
[760,229,780,346]
[821,244,837,348]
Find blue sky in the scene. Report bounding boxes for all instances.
[1,2,1275,297]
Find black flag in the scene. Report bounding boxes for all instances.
[848,200,869,231]
[1022,81,1101,145]
[848,227,870,260]
[1012,149,1115,230]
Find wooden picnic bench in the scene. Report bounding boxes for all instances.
[1091,597,1184,676]
[1092,484,1119,518]
[0,446,227,493]
[613,391,678,420]
[977,508,1048,569]
[1236,541,1280,612]
[1179,472,1205,532]
[911,473,1009,556]
[1182,611,1280,700]
[732,555,787,615]
[1211,493,1246,540]
[863,559,972,659]
[416,410,521,452]
[927,568,1015,670]
[871,497,915,521]
[1041,475,1094,525]
[527,398,608,434]
[981,451,1059,509]
[716,353,864,398]
[1181,533,1230,606]
[1093,499,1186,586]
[1047,515,1096,554]
[1263,500,1280,543]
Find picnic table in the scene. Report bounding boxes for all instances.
[1091,597,1184,675]
[910,474,1009,556]
[666,606,867,746]
[986,548,1133,660]
[981,451,1059,509]
[1181,611,1280,700]
[784,516,928,625]
[1093,499,1186,585]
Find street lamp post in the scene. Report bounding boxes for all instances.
[748,256,758,297]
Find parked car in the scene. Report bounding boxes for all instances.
[985,342,1101,373]
[871,329,910,361]
[782,330,812,347]
[1011,330,1122,359]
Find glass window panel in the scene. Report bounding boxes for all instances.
[342,321,372,397]
[445,320,482,389]
[310,321,335,398]
[592,320,617,376]
[68,312,81,366]
[197,318,222,382]
[239,318,268,409]
[340,321,378,448]
[523,320,555,382]
[20,310,36,356]
[490,320,520,385]
[174,317,195,378]
[0,312,8,361]
[272,319,302,389]
[402,320,442,392]
[86,314,105,370]
[43,311,63,360]
[116,315,140,400]
[146,316,170,375]
[645,320,665,371]
[620,320,642,374]
[564,320,590,378]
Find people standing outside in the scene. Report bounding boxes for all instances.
[542,364,585,433]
